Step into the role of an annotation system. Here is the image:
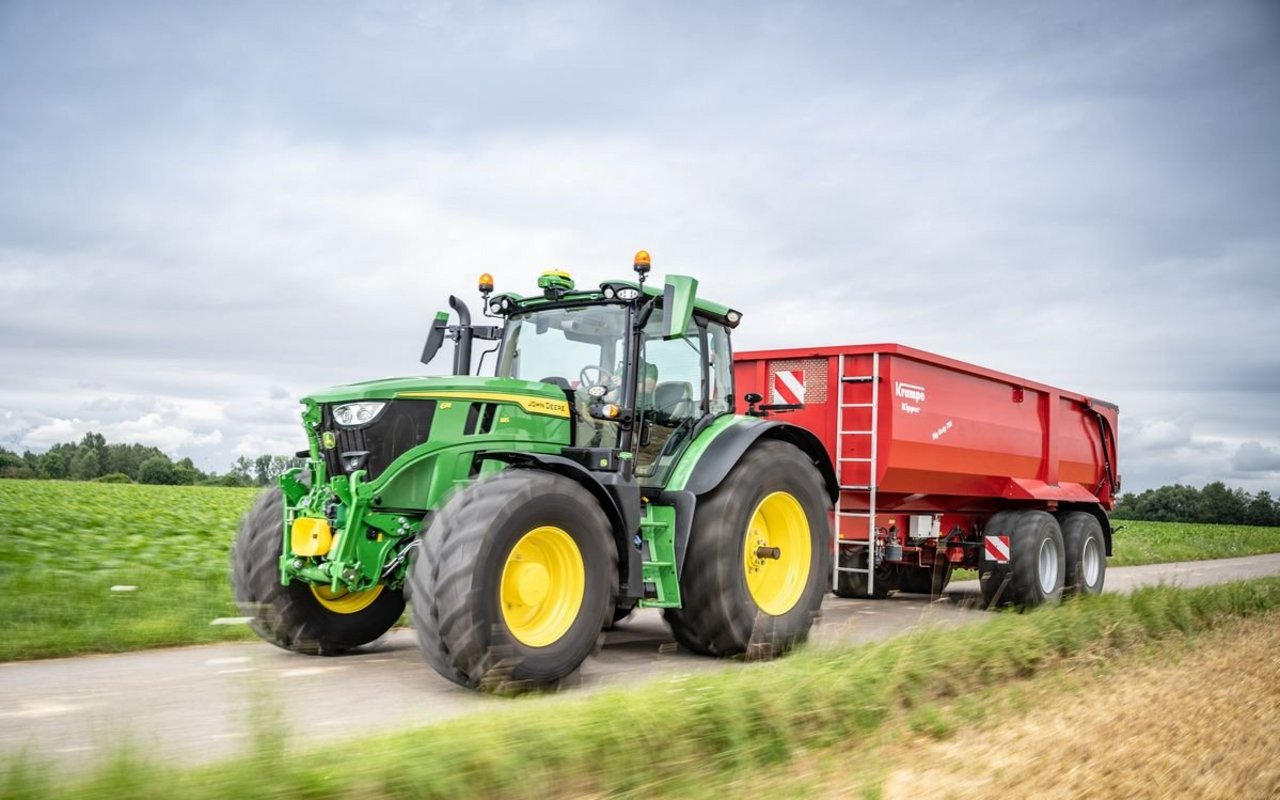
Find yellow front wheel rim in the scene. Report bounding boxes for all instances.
[500,526,585,648]
[311,583,384,614]
[743,491,812,616]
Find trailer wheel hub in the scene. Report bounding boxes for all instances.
[500,526,585,648]
[1037,537,1060,595]
[743,491,812,616]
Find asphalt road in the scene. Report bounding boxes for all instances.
[3,553,1279,768]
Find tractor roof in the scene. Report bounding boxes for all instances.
[489,277,742,329]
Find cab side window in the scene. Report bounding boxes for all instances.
[705,322,733,415]
[635,309,703,480]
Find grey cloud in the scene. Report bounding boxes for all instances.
[1,0,1278,492]
[1232,441,1280,473]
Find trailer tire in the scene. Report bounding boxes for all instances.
[979,510,1064,608]
[897,561,952,596]
[231,488,405,655]
[663,440,830,659]
[978,510,1017,607]
[409,470,616,692]
[1059,511,1106,597]
[833,546,895,599]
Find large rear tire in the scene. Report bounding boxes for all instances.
[1059,511,1106,597]
[979,510,1065,609]
[409,470,617,692]
[663,439,831,659]
[231,488,405,655]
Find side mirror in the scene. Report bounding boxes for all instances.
[420,311,449,366]
[661,275,698,340]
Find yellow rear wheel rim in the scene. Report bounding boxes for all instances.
[311,583,384,614]
[500,526,585,648]
[743,491,812,616]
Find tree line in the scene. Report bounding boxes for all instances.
[3,434,1278,526]
[1112,481,1280,527]
[0,432,302,487]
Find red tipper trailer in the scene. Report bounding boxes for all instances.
[734,343,1120,605]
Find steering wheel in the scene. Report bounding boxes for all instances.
[579,365,614,391]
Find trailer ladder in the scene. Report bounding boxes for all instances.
[833,351,879,595]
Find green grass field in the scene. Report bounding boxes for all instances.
[1108,519,1280,566]
[0,479,1277,662]
[0,480,260,661]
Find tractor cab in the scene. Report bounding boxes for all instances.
[424,253,740,486]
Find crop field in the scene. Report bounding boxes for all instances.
[1107,519,1280,566]
[1,479,1278,662]
[0,480,261,660]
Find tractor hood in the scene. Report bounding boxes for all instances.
[303,374,570,414]
[298,374,573,497]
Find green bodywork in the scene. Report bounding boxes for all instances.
[280,375,572,594]
[277,272,757,610]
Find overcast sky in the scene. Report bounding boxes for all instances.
[2,0,1278,495]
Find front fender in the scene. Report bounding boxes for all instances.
[483,451,643,600]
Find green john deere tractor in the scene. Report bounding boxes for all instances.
[232,252,838,691]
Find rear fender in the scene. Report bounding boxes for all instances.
[672,417,839,502]
[659,417,837,576]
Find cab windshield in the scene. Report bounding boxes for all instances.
[497,305,629,385]
[496,305,629,447]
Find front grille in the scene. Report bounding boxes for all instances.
[319,400,436,481]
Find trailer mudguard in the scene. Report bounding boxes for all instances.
[483,451,644,600]
[672,417,839,502]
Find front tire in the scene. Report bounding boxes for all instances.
[663,439,831,659]
[409,470,617,692]
[231,488,405,655]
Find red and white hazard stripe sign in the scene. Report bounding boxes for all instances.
[984,535,1010,562]
[772,370,805,405]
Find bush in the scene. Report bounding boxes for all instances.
[138,456,177,485]
[92,472,135,484]
[201,474,252,488]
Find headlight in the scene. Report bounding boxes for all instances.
[616,287,641,301]
[332,401,386,426]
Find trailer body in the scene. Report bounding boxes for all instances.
[734,343,1119,590]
